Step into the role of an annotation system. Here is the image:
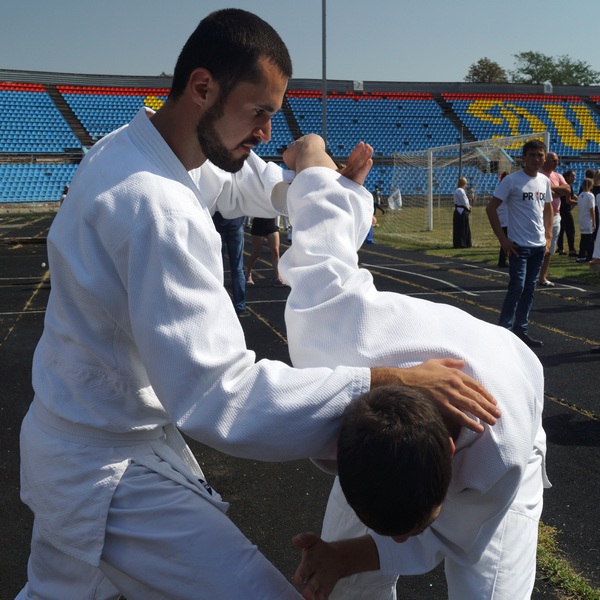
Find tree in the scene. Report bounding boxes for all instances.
[510,51,600,86]
[464,58,508,83]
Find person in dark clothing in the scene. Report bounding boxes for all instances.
[557,170,577,256]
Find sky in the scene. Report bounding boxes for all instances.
[2,0,600,84]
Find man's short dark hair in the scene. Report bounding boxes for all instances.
[522,139,547,156]
[170,8,292,101]
[337,385,452,537]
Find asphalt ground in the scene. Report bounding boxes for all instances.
[1,213,599,599]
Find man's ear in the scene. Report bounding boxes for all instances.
[448,436,456,459]
[188,68,219,109]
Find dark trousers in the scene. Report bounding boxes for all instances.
[453,208,472,248]
[498,226,509,266]
[557,209,576,253]
[220,225,246,313]
[579,233,595,261]
[499,245,545,334]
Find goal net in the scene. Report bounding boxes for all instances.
[383,132,551,245]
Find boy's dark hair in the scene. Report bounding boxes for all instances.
[337,385,452,536]
[170,9,292,101]
[522,139,547,156]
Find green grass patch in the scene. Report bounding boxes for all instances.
[374,206,600,287]
[537,523,600,599]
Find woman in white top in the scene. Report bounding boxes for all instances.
[576,178,596,262]
[452,177,472,248]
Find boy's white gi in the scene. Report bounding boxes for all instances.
[279,167,551,600]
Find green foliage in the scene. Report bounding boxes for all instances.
[464,57,508,83]
[510,51,600,85]
[465,52,600,86]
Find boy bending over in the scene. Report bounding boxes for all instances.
[279,141,549,599]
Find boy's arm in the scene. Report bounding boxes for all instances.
[292,533,378,599]
[543,202,554,251]
[486,197,518,257]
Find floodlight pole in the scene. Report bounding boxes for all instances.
[322,0,328,148]
[458,126,463,180]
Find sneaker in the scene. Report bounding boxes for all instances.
[538,280,555,287]
[515,332,543,348]
[590,346,600,354]
[246,274,254,285]
[236,310,250,318]
[575,257,589,263]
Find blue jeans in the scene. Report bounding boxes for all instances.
[499,246,545,334]
[220,225,246,313]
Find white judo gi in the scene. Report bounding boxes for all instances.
[278,167,550,600]
[17,109,371,599]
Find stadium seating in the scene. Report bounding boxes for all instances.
[57,86,170,141]
[443,93,600,158]
[0,82,81,153]
[0,163,77,202]
[288,90,461,156]
[2,77,600,203]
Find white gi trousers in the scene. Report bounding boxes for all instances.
[17,460,302,600]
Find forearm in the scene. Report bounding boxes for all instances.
[486,202,509,245]
[333,535,380,577]
[544,204,554,242]
[552,184,571,197]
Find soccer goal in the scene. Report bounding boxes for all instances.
[382,132,550,245]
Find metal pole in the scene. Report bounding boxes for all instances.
[427,148,433,231]
[321,0,327,148]
[458,126,463,180]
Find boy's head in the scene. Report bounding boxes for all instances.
[170,9,292,102]
[522,139,547,157]
[337,385,453,541]
[521,140,547,176]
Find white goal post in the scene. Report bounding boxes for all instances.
[389,132,551,234]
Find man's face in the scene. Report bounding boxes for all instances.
[522,148,547,175]
[196,58,288,173]
[542,152,559,173]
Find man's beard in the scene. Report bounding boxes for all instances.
[196,104,260,173]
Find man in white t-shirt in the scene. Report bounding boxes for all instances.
[486,140,553,348]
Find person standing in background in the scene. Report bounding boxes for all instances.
[575,178,596,263]
[452,177,472,248]
[246,216,286,286]
[537,153,571,287]
[486,140,553,348]
[212,211,249,317]
[557,169,578,256]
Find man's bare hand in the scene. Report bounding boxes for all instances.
[283,135,337,173]
[338,142,374,186]
[292,533,378,600]
[500,238,519,258]
[371,359,501,433]
[292,532,341,599]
